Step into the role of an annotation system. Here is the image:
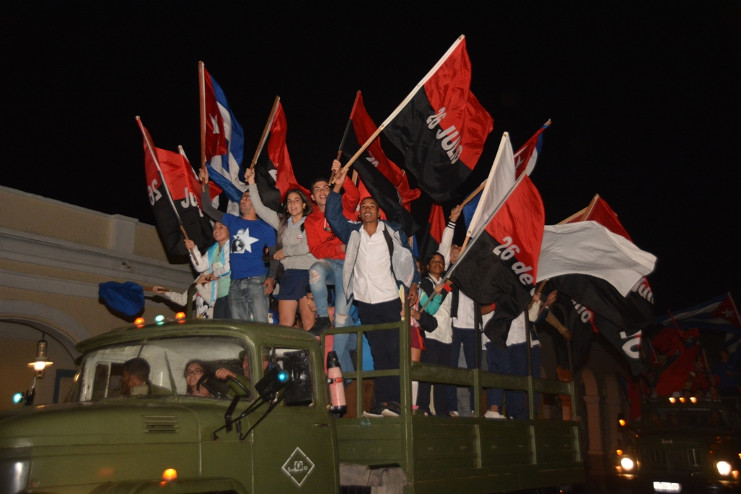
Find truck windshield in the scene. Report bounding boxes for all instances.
[77,336,249,401]
[645,406,730,432]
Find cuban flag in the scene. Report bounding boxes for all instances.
[201,63,246,203]
[514,120,551,178]
[656,293,741,334]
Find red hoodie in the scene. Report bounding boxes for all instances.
[305,177,359,260]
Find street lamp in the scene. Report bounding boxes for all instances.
[27,335,54,378]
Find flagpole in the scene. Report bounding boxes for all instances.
[249,95,281,170]
[443,172,528,283]
[558,206,588,225]
[581,194,600,221]
[198,61,207,170]
[336,91,358,159]
[333,35,466,183]
[460,132,510,252]
[460,180,486,208]
[136,116,198,266]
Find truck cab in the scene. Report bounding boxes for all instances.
[0,319,337,493]
[614,396,741,493]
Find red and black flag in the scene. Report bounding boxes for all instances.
[418,203,446,262]
[382,35,494,203]
[544,196,656,374]
[138,118,213,263]
[449,172,545,312]
[254,99,310,212]
[343,91,420,236]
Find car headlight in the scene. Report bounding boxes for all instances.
[715,460,732,476]
[620,456,636,472]
[0,458,31,494]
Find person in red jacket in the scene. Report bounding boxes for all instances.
[305,160,360,373]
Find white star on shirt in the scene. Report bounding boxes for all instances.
[236,228,260,253]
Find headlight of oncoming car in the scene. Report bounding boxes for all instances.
[715,460,732,476]
[0,458,31,494]
[619,455,635,472]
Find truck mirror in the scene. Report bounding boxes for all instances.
[255,366,288,401]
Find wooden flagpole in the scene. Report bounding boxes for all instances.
[249,96,281,171]
[198,61,207,170]
[332,35,466,184]
[459,132,510,252]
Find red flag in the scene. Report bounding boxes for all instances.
[383,36,494,202]
[427,204,445,245]
[255,101,310,211]
[655,344,700,396]
[576,195,632,240]
[418,203,446,262]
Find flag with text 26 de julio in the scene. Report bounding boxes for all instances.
[451,173,545,311]
[140,123,213,261]
[383,35,494,203]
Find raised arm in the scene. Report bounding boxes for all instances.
[244,168,280,229]
[198,167,225,223]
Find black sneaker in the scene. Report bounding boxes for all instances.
[309,316,332,337]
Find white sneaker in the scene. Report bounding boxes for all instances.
[448,411,459,417]
[484,410,506,419]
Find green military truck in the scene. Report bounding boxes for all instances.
[613,396,741,493]
[0,315,584,493]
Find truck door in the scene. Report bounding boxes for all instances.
[248,346,338,492]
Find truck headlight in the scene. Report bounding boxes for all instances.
[715,460,732,476]
[620,456,636,472]
[0,458,31,494]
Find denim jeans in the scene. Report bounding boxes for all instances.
[507,342,541,419]
[447,327,477,412]
[228,276,269,323]
[309,259,352,324]
[310,259,355,371]
[485,341,512,413]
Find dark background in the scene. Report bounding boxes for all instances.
[2,1,739,314]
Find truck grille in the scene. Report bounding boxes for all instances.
[640,445,702,473]
[141,415,179,433]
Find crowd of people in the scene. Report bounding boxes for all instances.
[151,159,555,419]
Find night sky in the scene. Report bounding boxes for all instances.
[2,1,739,314]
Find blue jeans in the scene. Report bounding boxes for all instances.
[447,327,477,412]
[309,259,352,323]
[310,259,354,371]
[485,341,513,413]
[507,342,541,419]
[228,276,269,322]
